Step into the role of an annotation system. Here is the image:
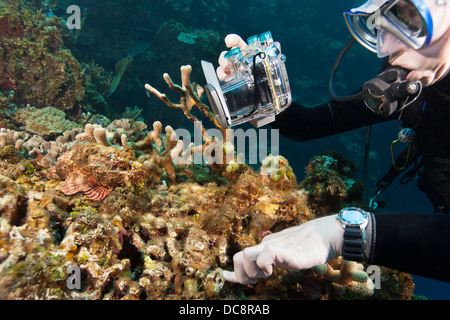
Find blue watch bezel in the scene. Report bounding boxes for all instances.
[338,207,369,228]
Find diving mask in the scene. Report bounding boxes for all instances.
[344,0,434,57]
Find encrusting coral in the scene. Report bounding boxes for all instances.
[15,106,79,138]
[0,62,416,300]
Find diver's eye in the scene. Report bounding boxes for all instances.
[390,0,423,33]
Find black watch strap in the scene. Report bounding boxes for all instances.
[343,226,364,261]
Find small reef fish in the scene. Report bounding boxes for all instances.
[186,82,204,110]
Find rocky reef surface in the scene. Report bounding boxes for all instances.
[0,0,416,300]
[0,123,416,299]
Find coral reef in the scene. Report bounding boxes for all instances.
[0,0,108,114]
[300,151,364,215]
[312,257,375,298]
[15,106,80,137]
[145,65,225,134]
[0,144,315,299]
[0,58,417,300]
[0,133,416,300]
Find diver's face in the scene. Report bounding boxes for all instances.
[385,0,450,85]
[389,25,450,86]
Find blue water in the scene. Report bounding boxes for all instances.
[26,0,450,299]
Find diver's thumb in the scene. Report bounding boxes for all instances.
[223,270,239,283]
[225,34,247,49]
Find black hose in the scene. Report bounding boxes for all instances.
[328,38,364,101]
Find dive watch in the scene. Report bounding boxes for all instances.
[337,207,369,262]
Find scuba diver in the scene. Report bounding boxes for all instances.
[216,0,450,284]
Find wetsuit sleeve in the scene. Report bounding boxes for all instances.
[270,99,391,141]
[369,212,450,283]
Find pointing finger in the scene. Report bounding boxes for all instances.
[231,251,258,284]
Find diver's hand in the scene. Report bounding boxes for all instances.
[217,34,248,81]
[223,215,344,284]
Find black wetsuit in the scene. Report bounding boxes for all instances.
[271,68,450,282]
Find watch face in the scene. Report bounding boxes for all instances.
[339,207,368,226]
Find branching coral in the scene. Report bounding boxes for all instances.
[75,123,116,146]
[145,65,245,180]
[0,127,72,168]
[0,128,30,150]
[145,64,225,136]
[107,118,147,143]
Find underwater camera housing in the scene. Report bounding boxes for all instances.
[201,31,292,128]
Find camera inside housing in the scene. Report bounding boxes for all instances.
[202,31,292,128]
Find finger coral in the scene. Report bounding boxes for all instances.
[0,127,72,169]
[145,65,225,135]
[312,257,375,298]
